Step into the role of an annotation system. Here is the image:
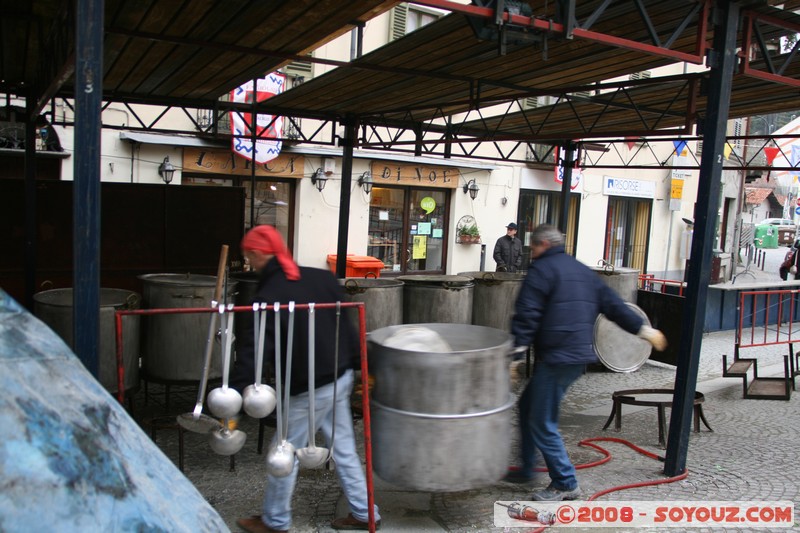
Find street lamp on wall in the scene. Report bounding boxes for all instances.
[463,179,479,200]
[358,171,373,194]
[311,168,327,192]
[158,156,175,184]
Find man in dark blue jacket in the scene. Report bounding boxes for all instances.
[508,225,666,501]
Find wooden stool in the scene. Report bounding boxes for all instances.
[602,388,713,446]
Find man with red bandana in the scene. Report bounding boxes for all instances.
[232,225,381,533]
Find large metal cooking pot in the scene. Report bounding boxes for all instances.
[138,273,237,383]
[590,265,640,304]
[33,288,140,393]
[397,275,473,325]
[459,271,524,332]
[368,322,514,491]
[339,278,403,332]
[368,323,512,413]
[371,396,515,492]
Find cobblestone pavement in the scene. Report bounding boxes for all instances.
[133,247,800,532]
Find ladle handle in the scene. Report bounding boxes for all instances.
[254,302,267,386]
[327,301,341,462]
[274,302,283,441]
[283,301,296,439]
[307,303,316,442]
[220,304,235,389]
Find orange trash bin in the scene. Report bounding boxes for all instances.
[326,254,384,278]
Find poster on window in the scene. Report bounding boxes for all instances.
[412,236,427,259]
[230,72,286,163]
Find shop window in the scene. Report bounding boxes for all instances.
[517,190,580,261]
[367,186,448,275]
[604,197,651,271]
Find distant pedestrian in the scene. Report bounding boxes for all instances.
[506,224,667,501]
[779,239,800,281]
[493,222,523,273]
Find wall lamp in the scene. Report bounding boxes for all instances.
[311,168,327,192]
[158,156,175,184]
[358,171,373,194]
[463,179,479,200]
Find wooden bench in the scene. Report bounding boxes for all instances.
[602,388,712,446]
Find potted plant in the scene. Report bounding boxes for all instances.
[459,223,480,244]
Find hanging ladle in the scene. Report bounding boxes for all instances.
[266,301,296,477]
[242,302,277,419]
[208,305,247,456]
[295,303,330,469]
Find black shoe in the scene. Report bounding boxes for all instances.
[502,467,534,484]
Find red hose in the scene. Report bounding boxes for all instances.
[521,436,689,533]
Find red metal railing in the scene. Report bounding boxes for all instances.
[114,301,377,531]
[638,274,686,296]
[737,290,800,349]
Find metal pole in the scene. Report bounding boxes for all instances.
[558,141,574,236]
[335,117,358,278]
[24,96,38,311]
[73,0,104,378]
[664,0,739,477]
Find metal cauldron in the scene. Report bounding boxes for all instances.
[33,288,141,394]
[397,275,473,325]
[339,277,403,332]
[459,271,524,332]
[368,323,514,491]
[590,265,640,304]
[138,273,237,383]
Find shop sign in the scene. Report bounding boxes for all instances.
[370,162,459,188]
[603,176,655,199]
[183,147,304,178]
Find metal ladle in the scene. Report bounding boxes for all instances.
[295,303,329,469]
[207,306,247,456]
[243,302,277,419]
[266,301,296,477]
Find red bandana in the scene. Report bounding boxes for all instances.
[241,225,301,281]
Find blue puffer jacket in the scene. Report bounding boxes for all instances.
[511,245,644,365]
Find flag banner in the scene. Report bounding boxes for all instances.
[791,144,800,177]
[230,72,286,163]
[554,146,582,190]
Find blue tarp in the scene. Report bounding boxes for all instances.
[0,290,229,532]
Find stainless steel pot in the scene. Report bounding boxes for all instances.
[459,271,524,332]
[339,278,403,332]
[397,275,473,325]
[138,273,237,382]
[371,396,515,491]
[33,288,140,393]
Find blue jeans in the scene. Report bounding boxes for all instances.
[262,369,380,530]
[519,361,585,490]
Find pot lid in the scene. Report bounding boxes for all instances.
[593,302,652,372]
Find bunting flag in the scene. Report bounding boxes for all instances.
[554,146,582,190]
[723,142,733,160]
[791,144,800,177]
[672,139,688,157]
[764,146,780,166]
[625,136,637,150]
[230,72,286,163]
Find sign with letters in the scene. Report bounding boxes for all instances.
[603,176,656,199]
[183,148,303,178]
[370,162,459,189]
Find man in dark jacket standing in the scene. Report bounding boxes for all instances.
[232,225,380,533]
[507,225,666,501]
[493,222,523,272]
